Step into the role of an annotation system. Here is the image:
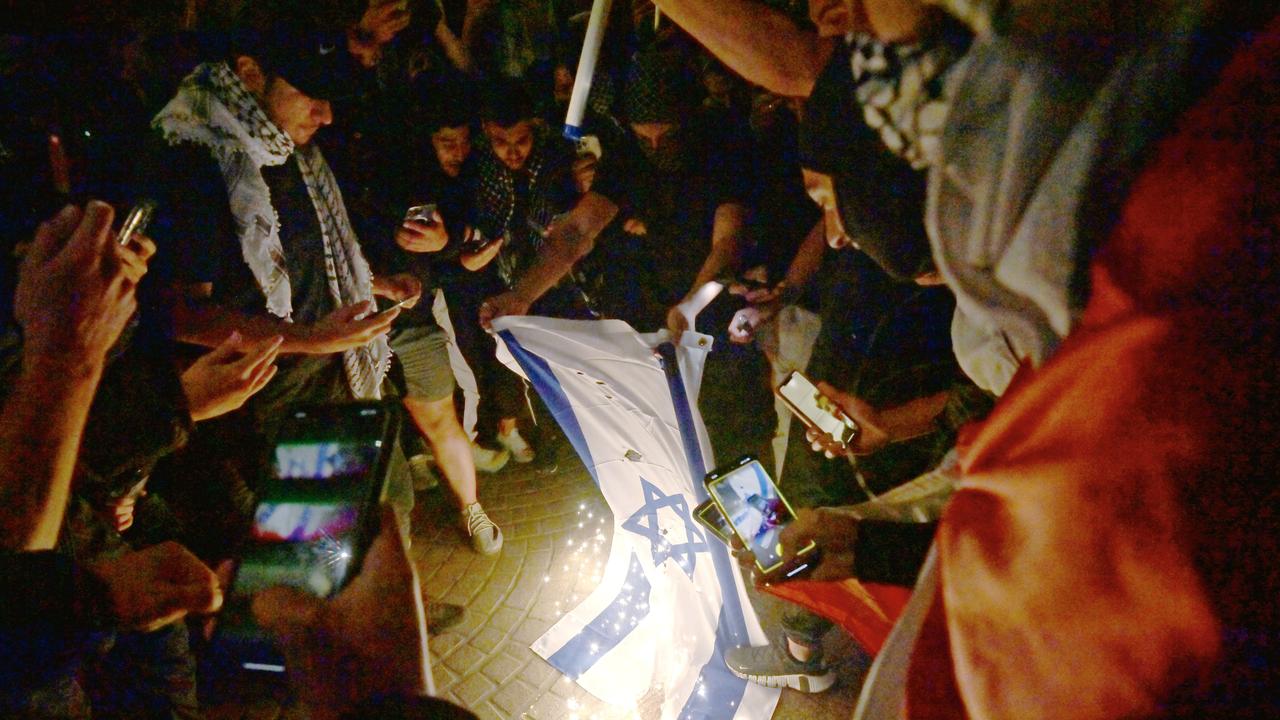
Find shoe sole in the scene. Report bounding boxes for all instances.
[727,666,836,693]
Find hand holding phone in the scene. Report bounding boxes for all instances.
[212,403,400,674]
[117,199,156,246]
[397,204,447,253]
[777,372,860,453]
[704,456,818,584]
[693,499,735,545]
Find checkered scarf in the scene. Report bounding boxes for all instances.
[847,33,961,170]
[153,62,389,399]
[474,136,564,288]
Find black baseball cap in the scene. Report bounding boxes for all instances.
[233,1,364,102]
[261,23,362,102]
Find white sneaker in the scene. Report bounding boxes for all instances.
[462,502,503,555]
[497,427,535,463]
[471,443,511,473]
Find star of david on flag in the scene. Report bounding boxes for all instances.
[493,316,780,720]
[622,477,709,579]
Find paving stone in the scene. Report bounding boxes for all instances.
[453,673,496,708]
[429,630,463,655]
[488,605,525,632]
[481,652,524,685]
[522,656,559,688]
[469,586,506,617]
[471,626,506,654]
[443,643,486,676]
[524,691,568,720]
[491,678,538,717]
[512,617,551,645]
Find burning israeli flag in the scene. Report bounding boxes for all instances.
[493,316,780,720]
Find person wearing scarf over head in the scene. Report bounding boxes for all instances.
[817,1,1280,717]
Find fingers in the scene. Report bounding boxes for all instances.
[401,219,434,235]
[355,306,399,336]
[205,330,246,364]
[778,520,810,552]
[115,243,152,286]
[337,300,374,323]
[461,236,503,271]
[123,232,157,261]
[622,218,647,236]
[152,541,223,615]
[248,363,279,396]
[805,427,840,458]
[478,300,495,329]
[237,335,283,381]
[26,204,81,266]
[66,200,116,264]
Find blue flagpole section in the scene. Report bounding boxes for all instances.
[655,344,753,718]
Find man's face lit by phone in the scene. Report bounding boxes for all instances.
[803,168,853,249]
[483,120,535,172]
[263,75,332,147]
[630,122,683,172]
[431,125,472,178]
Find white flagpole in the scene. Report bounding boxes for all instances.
[564,0,613,140]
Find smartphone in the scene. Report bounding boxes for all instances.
[460,226,498,254]
[405,203,437,226]
[693,499,734,545]
[213,402,400,674]
[117,199,156,246]
[704,456,817,582]
[377,297,415,317]
[777,371,859,451]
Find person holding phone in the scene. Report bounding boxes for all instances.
[141,4,439,536]
[376,78,515,478]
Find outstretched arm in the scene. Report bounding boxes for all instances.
[479,191,619,325]
[653,0,835,96]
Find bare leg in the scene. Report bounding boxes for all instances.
[404,395,477,507]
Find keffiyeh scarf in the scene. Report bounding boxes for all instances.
[153,62,389,399]
[847,32,964,170]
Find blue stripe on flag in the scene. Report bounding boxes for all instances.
[547,551,653,678]
[499,330,598,485]
[499,330,654,675]
[656,345,753,718]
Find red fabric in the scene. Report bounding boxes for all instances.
[762,579,912,655]
[907,16,1280,720]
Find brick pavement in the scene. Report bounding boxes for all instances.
[417,440,868,720]
[207,439,868,719]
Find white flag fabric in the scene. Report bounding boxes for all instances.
[492,316,781,720]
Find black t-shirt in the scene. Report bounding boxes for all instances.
[590,108,758,303]
[145,141,350,417]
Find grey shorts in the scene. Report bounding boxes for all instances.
[389,322,455,402]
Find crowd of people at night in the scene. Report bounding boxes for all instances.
[1,0,1278,717]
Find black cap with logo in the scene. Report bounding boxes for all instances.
[234,0,364,102]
